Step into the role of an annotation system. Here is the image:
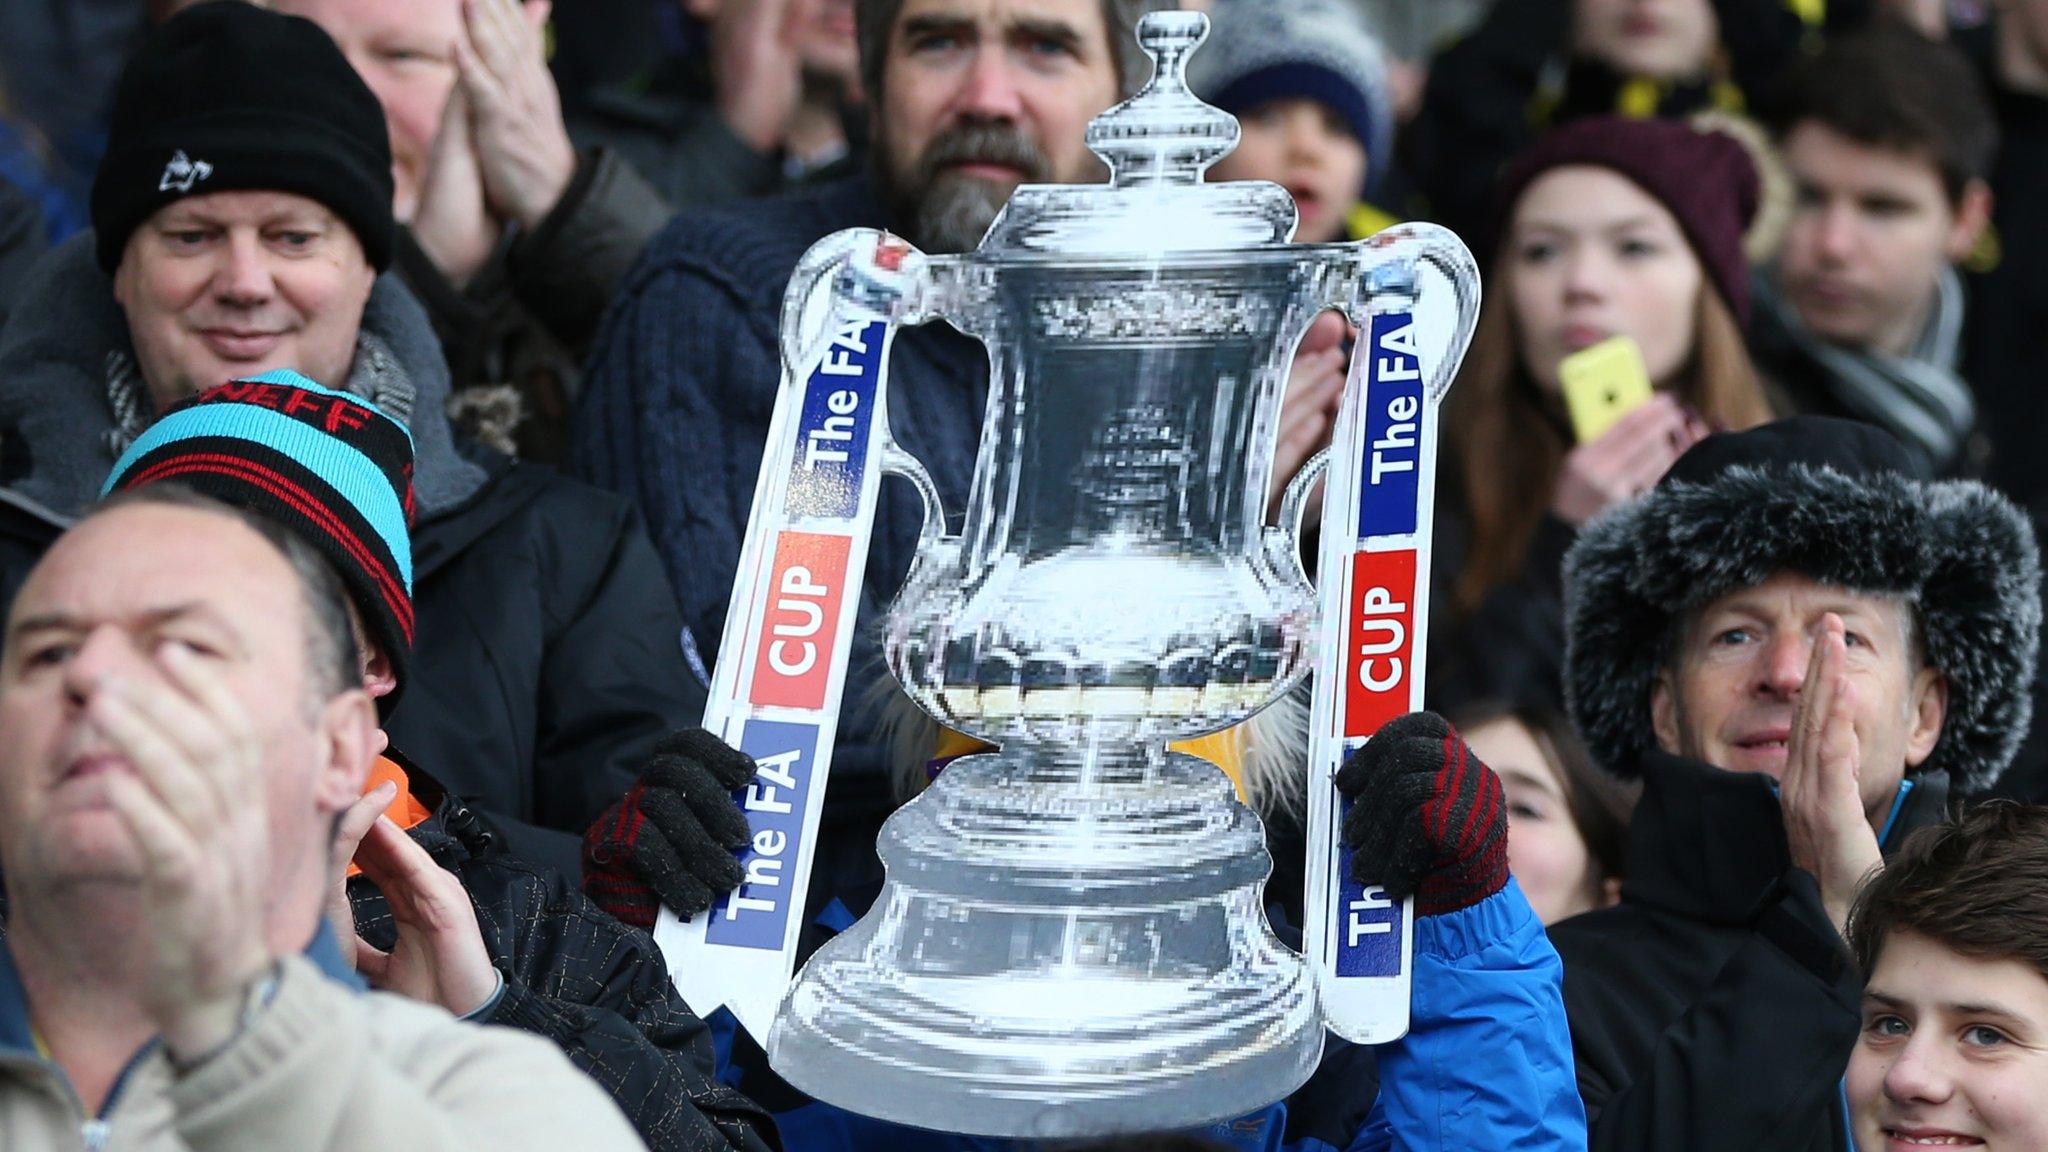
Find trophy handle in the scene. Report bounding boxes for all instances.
[881,442,950,545]
[1267,445,1329,584]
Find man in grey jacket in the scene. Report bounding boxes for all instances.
[0,485,645,1152]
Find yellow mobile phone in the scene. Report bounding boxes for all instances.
[1559,335,1654,443]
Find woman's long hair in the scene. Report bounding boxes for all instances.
[1445,266,1775,616]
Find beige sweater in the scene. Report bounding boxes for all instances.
[0,954,648,1152]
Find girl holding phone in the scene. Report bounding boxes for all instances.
[1432,116,1778,715]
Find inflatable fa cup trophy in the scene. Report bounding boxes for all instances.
[654,10,1481,1138]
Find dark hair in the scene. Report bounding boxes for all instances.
[1447,700,1639,887]
[88,485,360,698]
[1847,801,2048,981]
[1769,22,1998,204]
[855,0,1173,108]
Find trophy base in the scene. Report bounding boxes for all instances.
[766,748,1323,1138]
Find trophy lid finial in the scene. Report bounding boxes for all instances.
[1084,11,1239,188]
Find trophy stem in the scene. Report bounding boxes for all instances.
[766,744,1323,1138]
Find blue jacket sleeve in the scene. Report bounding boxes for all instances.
[1349,878,1587,1152]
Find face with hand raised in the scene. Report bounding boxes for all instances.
[1849,930,2048,1152]
[0,502,375,901]
[1652,571,1947,825]
[274,0,464,221]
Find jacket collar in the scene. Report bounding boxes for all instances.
[1621,750,1950,925]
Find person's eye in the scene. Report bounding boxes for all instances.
[1864,198,1914,219]
[1865,1013,1911,1039]
[1963,1025,2009,1048]
[270,229,318,250]
[20,643,73,670]
[1509,799,1546,820]
[907,30,966,55]
[157,636,223,661]
[163,228,212,248]
[1516,241,1559,265]
[1617,237,1664,259]
[1024,35,1075,60]
[374,44,445,68]
[1712,627,1754,647]
[1842,629,1870,649]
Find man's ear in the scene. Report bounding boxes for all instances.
[1945,178,1994,264]
[313,687,379,815]
[1651,669,1683,756]
[360,646,397,701]
[1903,666,1949,770]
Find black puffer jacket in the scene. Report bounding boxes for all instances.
[0,236,701,879]
[1550,750,1950,1152]
[350,754,777,1152]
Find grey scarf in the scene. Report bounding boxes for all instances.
[1757,266,1976,474]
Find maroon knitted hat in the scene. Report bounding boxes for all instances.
[1490,116,1762,325]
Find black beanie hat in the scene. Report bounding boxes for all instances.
[92,1,395,273]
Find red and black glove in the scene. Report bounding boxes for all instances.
[1335,711,1508,917]
[584,728,755,928]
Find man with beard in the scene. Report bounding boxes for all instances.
[570,0,1170,927]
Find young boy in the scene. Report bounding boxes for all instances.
[1845,803,2048,1151]
[1191,0,1397,244]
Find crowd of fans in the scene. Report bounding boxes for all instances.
[1,0,2047,1149]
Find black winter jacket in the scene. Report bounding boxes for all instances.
[1549,750,1950,1152]
[349,754,777,1152]
[1427,502,1578,717]
[399,146,673,465]
[1406,0,1867,240]
[0,176,43,334]
[0,237,701,879]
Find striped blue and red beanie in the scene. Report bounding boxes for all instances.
[101,369,416,699]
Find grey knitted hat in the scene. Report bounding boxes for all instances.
[1188,0,1394,198]
[1563,417,2041,796]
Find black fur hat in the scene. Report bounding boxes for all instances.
[1563,416,2040,795]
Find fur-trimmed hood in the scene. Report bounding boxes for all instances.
[1563,417,2041,796]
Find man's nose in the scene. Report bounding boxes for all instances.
[63,626,143,709]
[953,47,1025,121]
[212,232,276,305]
[1756,631,1811,697]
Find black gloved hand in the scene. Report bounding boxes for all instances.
[1335,711,1508,917]
[583,728,755,927]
